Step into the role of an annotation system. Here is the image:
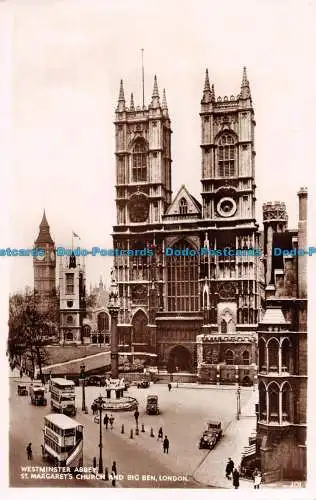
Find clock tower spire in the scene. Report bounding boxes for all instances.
[33,210,56,314]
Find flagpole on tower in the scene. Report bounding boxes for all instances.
[141,48,145,108]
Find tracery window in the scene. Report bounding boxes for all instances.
[132,140,147,182]
[97,312,109,332]
[225,349,234,365]
[167,241,199,312]
[221,320,227,333]
[217,133,236,177]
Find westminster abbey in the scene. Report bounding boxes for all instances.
[112,68,262,384]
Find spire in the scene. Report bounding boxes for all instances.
[150,75,160,108]
[204,69,211,93]
[162,88,168,109]
[240,66,251,99]
[116,79,126,111]
[201,69,212,104]
[152,75,159,98]
[129,93,135,111]
[35,209,54,245]
[211,83,215,102]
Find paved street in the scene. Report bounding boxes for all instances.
[10,370,256,489]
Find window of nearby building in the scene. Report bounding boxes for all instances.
[65,273,74,295]
[179,197,188,215]
[225,349,234,365]
[167,240,199,312]
[242,350,250,365]
[217,133,236,177]
[132,139,147,182]
[221,319,227,333]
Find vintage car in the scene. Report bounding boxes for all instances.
[137,380,150,389]
[86,375,106,387]
[17,385,28,396]
[199,421,222,449]
[146,395,159,415]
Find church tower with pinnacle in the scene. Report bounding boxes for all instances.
[33,210,56,314]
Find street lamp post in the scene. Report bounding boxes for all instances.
[95,394,104,474]
[108,269,120,379]
[80,363,87,412]
[236,386,241,420]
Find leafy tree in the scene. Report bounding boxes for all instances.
[8,289,51,382]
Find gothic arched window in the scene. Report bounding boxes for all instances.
[132,310,148,344]
[97,312,109,332]
[217,133,236,177]
[83,325,91,337]
[267,338,279,372]
[179,198,188,215]
[132,140,147,182]
[259,382,267,420]
[268,382,280,423]
[225,349,234,365]
[167,240,199,312]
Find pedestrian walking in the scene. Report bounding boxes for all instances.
[112,461,117,476]
[26,443,32,460]
[134,409,139,426]
[110,471,116,487]
[157,427,163,441]
[93,457,97,469]
[168,383,172,392]
[253,469,262,489]
[163,435,169,454]
[109,414,114,429]
[225,457,234,479]
[104,413,109,429]
[232,468,240,489]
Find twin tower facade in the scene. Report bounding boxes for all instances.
[112,68,260,382]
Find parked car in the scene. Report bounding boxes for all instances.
[199,421,222,449]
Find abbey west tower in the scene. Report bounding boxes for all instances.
[113,69,260,381]
[197,68,260,384]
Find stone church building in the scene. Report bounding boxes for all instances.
[112,68,262,382]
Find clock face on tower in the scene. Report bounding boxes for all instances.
[129,194,149,223]
[217,197,237,218]
[35,250,46,261]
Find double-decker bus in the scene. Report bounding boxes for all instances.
[42,413,83,470]
[50,378,76,416]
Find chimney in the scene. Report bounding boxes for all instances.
[297,187,307,298]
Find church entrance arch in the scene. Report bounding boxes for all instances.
[168,345,192,372]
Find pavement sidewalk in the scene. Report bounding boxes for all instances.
[193,390,258,489]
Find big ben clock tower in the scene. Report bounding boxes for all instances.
[33,210,56,314]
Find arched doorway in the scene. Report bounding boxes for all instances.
[168,345,192,372]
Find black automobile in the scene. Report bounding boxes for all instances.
[137,380,150,389]
[86,375,106,387]
[199,421,222,449]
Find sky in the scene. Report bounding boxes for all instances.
[6,0,316,293]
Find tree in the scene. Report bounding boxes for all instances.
[8,289,50,382]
